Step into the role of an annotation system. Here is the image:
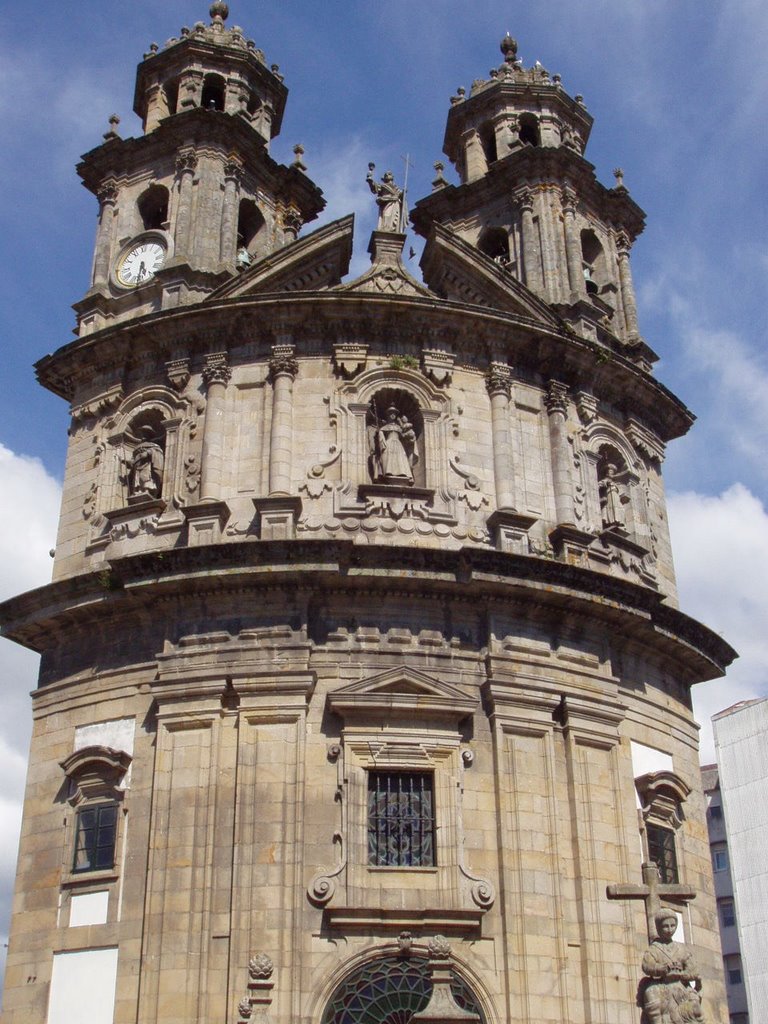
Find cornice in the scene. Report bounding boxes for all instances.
[0,540,736,685]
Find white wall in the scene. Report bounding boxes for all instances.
[47,947,118,1024]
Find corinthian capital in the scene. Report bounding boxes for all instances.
[202,352,232,388]
[545,379,570,416]
[97,179,119,206]
[269,345,298,382]
[486,361,512,398]
[175,150,198,176]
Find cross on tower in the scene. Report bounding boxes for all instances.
[607,861,696,942]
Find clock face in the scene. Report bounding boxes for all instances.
[116,240,166,286]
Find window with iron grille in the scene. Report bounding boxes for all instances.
[367,772,435,867]
[719,897,736,928]
[646,823,678,884]
[73,803,118,873]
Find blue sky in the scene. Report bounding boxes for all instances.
[1,0,767,989]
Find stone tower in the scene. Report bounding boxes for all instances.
[0,10,734,1024]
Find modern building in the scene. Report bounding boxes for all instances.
[701,762,749,1023]
[711,698,768,1024]
[0,5,736,1024]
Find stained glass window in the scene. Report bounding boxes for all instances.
[321,955,483,1024]
[368,772,435,867]
[73,802,118,873]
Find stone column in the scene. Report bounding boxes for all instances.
[486,362,537,554]
[174,150,198,258]
[219,158,242,265]
[616,232,640,340]
[545,380,574,526]
[517,187,543,294]
[486,362,516,511]
[562,187,585,302]
[268,345,298,496]
[92,180,118,287]
[199,353,231,502]
[463,129,485,183]
[546,380,594,563]
[253,345,302,540]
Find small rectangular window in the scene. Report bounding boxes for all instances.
[367,772,435,867]
[73,803,118,873]
[719,898,736,928]
[708,804,722,820]
[646,824,678,884]
[724,955,742,986]
[712,845,729,872]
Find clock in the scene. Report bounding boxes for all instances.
[115,237,167,287]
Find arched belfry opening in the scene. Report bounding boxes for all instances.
[237,199,267,261]
[163,78,179,117]
[478,226,510,266]
[580,228,606,295]
[201,73,226,111]
[519,113,541,147]
[366,388,424,488]
[478,121,498,166]
[137,185,169,231]
[321,955,484,1024]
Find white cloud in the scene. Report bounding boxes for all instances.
[0,445,61,999]
[668,484,768,762]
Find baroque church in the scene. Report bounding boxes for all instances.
[0,5,736,1023]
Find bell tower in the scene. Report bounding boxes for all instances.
[74,1,324,336]
[412,34,650,363]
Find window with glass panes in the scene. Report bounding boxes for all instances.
[367,772,435,867]
[73,803,118,873]
[646,823,678,884]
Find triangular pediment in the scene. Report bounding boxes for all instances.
[420,222,562,325]
[327,665,478,723]
[207,214,354,300]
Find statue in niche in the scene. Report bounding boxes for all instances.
[128,426,164,499]
[366,163,404,233]
[370,405,419,485]
[599,461,629,529]
[639,910,706,1023]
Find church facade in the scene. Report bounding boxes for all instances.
[0,5,735,1024]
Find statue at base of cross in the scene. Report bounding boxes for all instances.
[638,910,706,1024]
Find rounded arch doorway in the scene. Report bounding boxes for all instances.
[321,954,484,1024]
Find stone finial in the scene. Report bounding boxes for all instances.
[103,114,121,141]
[248,953,274,979]
[292,144,307,172]
[500,33,518,63]
[432,161,447,190]
[427,934,452,959]
[613,167,626,189]
[210,2,229,23]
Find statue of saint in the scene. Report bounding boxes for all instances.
[639,910,706,1024]
[128,427,164,499]
[599,462,629,529]
[366,164,404,233]
[370,405,418,485]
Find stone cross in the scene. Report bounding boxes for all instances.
[607,861,696,942]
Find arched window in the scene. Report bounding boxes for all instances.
[123,408,166,505]
[478,227,510,267]
[519,113,540,147]
[237,199,266,262]
[580,228,606,295]
[321,956,484,1024]
[366,388,424,488]
[137,185,169,231]
[201,73,226,111]
[478,122,498,165]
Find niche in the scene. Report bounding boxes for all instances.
[137,185,169,231]
[201,73,226,111]
[366,389,425,488]
[519,113,541,147]
[596,445,631,532]
[122,408,166,505]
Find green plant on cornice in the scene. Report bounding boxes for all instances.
[594,346,611,365]
[389,354,419,371]
[96,568,123,592]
